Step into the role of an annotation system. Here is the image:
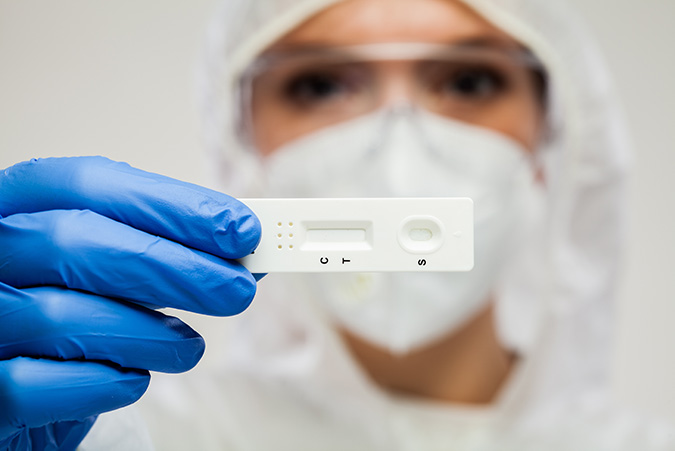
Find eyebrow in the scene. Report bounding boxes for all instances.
[450,36,528,51]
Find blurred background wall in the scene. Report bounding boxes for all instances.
[1,0,674,420]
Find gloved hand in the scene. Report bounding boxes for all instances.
[0,156,261,450]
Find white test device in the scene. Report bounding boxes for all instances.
[238,198,473,273]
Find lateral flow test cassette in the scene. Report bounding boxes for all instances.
[238,198,474,272]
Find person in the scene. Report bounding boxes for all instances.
[0,0,673,449]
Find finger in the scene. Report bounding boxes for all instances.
[22,418,97,451]
[0,357,149,438]
[0,210,256,316]
[0,156,260,259]
[0,284,204,373]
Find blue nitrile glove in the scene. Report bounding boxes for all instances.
[0,156,261,450]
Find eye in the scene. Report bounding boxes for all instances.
[422,62,509,103]
[283,69,362,109]
[442,67,506,99]
[285,72,342,101]
[280,64,368,109]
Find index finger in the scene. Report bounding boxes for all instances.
[0,156,260,259]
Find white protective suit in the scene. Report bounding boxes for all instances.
[80,0,675,450]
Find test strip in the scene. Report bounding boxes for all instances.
[238,198,473,273]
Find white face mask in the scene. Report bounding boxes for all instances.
[262,107,544,354]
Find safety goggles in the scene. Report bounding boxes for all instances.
[239,42,546,141]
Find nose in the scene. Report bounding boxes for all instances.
[375,61,417,108]
[372,107,431,197]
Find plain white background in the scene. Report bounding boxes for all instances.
[1,0,674,420]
